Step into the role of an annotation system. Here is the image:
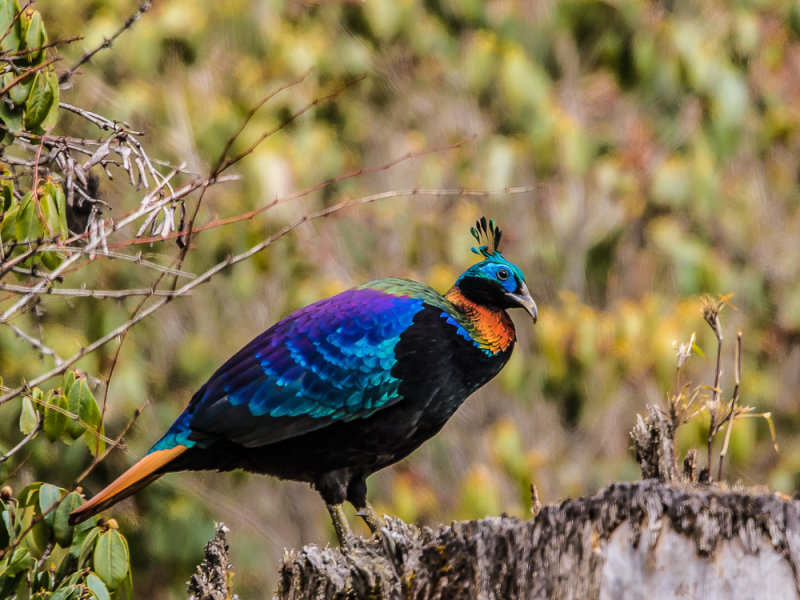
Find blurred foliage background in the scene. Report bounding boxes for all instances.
[3,0,800,597]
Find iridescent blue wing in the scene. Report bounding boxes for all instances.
[152,286,427,451]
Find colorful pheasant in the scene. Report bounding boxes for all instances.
[69,218,537,544]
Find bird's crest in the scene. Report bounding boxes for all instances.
[470,217,503,258]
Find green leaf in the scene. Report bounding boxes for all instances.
[65,376,88,439]
[0,0,22,53]
[43,390,68,442]
[1,202,18,248]
[31,515,51,553]
[0,91,23,135]
[77,527,100,567]
[53,549,78,587]
[72,511,96,539]
[62,370,76,392]
[49,585,80,600]
[77,383,100,429]
[40,250,63,270]
[38,483,60,527]
[14,575,30,600]
[23,10,46,64]
[85,574,110,600]
[38,71,59,131]
[53,491,82,547]
[23,71,54,131]
[84,424,105,457]
[15,191,43,244]
[0,504,12,548]
[17,482,42,507]
[8,72,33,105]
[69,376,104,456]
[0,547,33,578]
[68,377,93,422]
[122,566,133,600]
[19,395,38,435]
[38,181,66,269]
[40,181,67,237]
[16,3,29,45]
[0,573,22,599]
[35,567,54,592]
[0,170,14,211]
[93,529,129,590]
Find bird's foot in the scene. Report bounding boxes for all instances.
[355,501,385,534]
[326,503,357,547]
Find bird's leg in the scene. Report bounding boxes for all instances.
[356,500,385,533]
[326,503,356,547]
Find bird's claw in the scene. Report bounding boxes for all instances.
[355,502,386,534]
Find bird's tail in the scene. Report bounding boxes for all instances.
[68,445,187,525]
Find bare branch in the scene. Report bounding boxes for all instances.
[0,418,41,465]
[61,2,152,82]
[0,174,237,324]
[114,140,480,248]
[93,250,196,278]
[0,57,60,96]
[6,321,64,365]
[58,103,144,136]
[0,282,191,298]
[210,70,312,177]
[218,75,367,175]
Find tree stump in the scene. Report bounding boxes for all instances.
[274,480,800,599]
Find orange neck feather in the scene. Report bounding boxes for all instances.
[445,287,515,354]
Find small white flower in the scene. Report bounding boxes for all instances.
[676,332,696,369]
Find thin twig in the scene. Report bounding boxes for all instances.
[717,330,742,481]
[218,76,367,175]
[6,321,64,365]
[61,2,152,82]
[0,174,236,324]
[0,419,42,465]
[0,57,60,97]
[58,103,144,136]
[0,282,190,298]
[209,70,312,178]
[113,141,481,248]
[704,307,723,482]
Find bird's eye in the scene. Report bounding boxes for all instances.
[497,268,510,281]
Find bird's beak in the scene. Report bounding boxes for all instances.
[505,281,538,324]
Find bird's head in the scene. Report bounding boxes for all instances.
[454,218,537,323]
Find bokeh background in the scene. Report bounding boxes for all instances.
[3,0,800,596]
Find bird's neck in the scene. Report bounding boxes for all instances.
[445,286,516,354]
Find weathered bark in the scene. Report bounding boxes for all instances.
[275,481,800,599]
[630,404,679,483]
[187,523,238,600]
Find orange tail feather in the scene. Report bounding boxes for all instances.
[69,445,187,525]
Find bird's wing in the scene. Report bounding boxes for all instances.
[151,284,431,450]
